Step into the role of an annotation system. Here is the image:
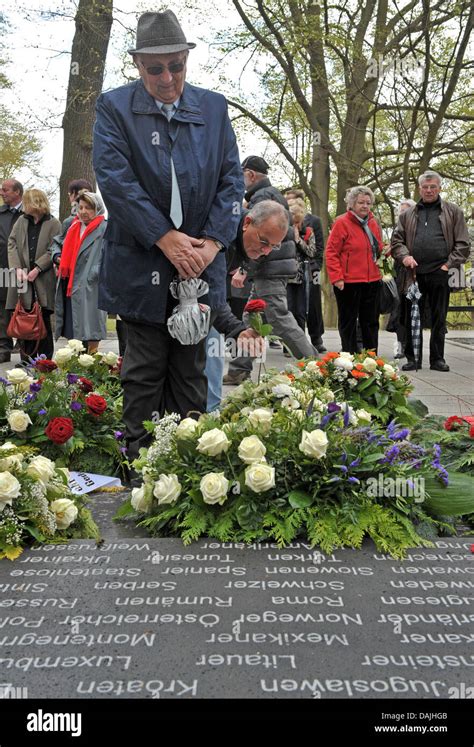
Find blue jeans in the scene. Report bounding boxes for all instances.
[205,327,225,411]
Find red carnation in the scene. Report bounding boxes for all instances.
[35,359,58,373]
[244,299,267,313]
[469,425,474,439]
[78,377,94,393]
[85,394,107,416]
[443,416,464,431]
[45,417,74,444]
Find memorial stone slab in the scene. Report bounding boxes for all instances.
[0,536,473,699]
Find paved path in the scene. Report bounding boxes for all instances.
[2,328,471,416]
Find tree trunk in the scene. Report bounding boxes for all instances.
[58,0,113,221]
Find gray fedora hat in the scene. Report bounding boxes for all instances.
[128,10,196,55]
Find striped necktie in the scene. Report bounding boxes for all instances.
[162,103,183,230]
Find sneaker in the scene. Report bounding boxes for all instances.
[222,371,251,385]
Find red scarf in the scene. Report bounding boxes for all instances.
[59,215,104,296]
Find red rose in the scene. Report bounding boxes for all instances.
[443,416,464,431]
[85,394,107,416]
[45,417,74,444]
[244,299,267,313]
[35,359,58,373]
[469,425,474,439]
[78,377,94,393]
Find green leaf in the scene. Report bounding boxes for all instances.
[24,524,46,542]
[288,490,313,508]
[407,398,429,418]
[424,473,474,516]
[113,499,135,518]
[260,323,273,336]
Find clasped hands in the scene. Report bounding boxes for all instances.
[16,267,40,284]
[157,230,220,280]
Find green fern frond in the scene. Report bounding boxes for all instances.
[180,507,210,544]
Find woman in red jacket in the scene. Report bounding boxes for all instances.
[326,186,382,353]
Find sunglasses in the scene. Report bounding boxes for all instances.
[256,229,281,251]
[139,60,185,76]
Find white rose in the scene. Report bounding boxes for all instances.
[196,428,230,456]
[67,339,86,353]
[18,376,35,393]
[78,354,95,368]
[7,410,32,433]
[362,356,377,372]
[26,455,56,485]
[50,498,78,529]
[248,408,273,434]
[54,347,75,365]
[281,396,301,410]
[245,462,275,493]
[383,364,396,375]
[153,474,182,505]
[200,472,229,505]
[131,485,152,513]
[176,417,199,440]
[0,443,23,472]
[102,351,119,366]
[238,435,267,464]
[321,389,335,402]
[5,368,29,384]
[0,471,21,512]
[334,356,354,371]
[268,374,291,386]
[304,361,322,375]
[271,384,294,398]
[356,408,372,423]
[299,429,329,459]
[339,351,354,360]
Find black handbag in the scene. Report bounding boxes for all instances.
[379,276,400,315]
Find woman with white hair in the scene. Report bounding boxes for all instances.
[326,185,383,353]
[55,190,107,353]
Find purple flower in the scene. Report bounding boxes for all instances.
[67,373,80,385]
[319,415,331,428]
[30,381,42,392]
[341,451,347,463]
[348,476,360,484]
[350,458,361,467]
[38,408,47,415]
[340,465,348,473]
[327,402,341,413]
[437,467,449,486]
[433,443,442,459]
[24,393,37,403]
[0,377,11,386]
[383,444,400,463]
[114,430,124,439]
[70,401,82,411]
[120,446,128,454]
[343,407,350,427]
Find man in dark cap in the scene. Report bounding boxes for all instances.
[93,10,243,466]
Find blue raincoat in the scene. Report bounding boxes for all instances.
[93,79,244,323]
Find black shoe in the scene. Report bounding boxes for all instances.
[430,360,450,372]
[222,371,251,385]
[317,344,327,353]
[0,353,11,363]
[269,340,281,349]
[402,361,422,371]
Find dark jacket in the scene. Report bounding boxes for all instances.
[7,214,61,311]
[93,80,244,323]
[391,199,471,294]
[0,205,22,302]
[303,213,324,272]
[243,180,298,281]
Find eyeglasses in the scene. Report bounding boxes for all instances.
[139,60,185,76]
[256,229,281,251]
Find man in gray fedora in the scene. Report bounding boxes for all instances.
[93,10,244,469]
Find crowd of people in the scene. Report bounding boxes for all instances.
[0,10,471,484]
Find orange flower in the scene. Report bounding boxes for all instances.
[286,373,295,381]
[351,370,367,379]
[355,363,365,371]
[366,351,376,357]
[297,361,305,369]
[325,352,339,360]
[316,360,325,367]
[376,359,385,366]
[319,367,328,376]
